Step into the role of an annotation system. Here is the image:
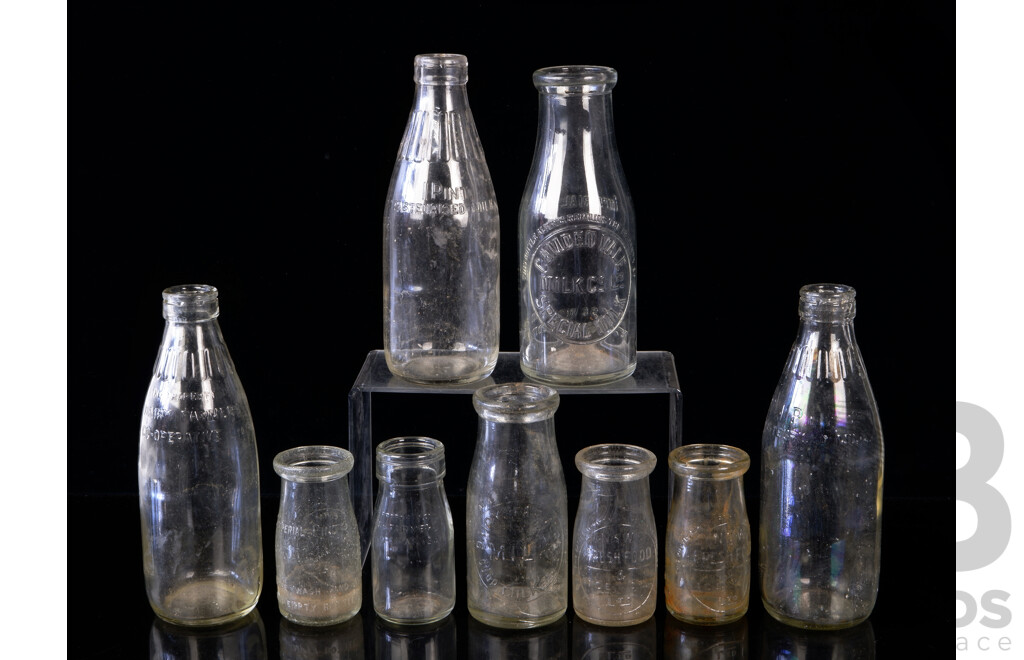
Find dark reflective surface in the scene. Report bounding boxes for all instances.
[375,614,457,660]
[467,615,569,659]
[760,617,876,660]
[149,610,268,660]
[664,615,749,659]
[573,617,658,660]
[279,614,366,660]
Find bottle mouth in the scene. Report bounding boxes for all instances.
[162,284,220,321]
[576,443,656,482]
[533,65,617,95]
[376,436,446,481]
[414,53,469,85]
[472,382,560,423]
[274,445,354,483]
[668,444,750,480]
[798,283,857,320]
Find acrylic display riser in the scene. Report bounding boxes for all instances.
[348,349,683,564]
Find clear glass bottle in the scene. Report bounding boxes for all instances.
[383,52,500,385]
[372,436,456,625]
[572,443,658,626]
[138,284,263,626]
[466,382,568,629]
[665,444,751,626]
[759,283,884,630]
[273,445,362,627]
[518,65,637,385]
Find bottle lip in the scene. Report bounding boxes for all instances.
[798,282,857,320]
[414,53,469,85]
[473,382,560,423]
[162,284,220,321]
[274,445,354,483]
[533,65,617,95]
[668,444,750,479]
[376,436,446,480]
[575,443,656,482]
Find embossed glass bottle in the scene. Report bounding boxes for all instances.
[372,436,456,625]
[572,444,658,626]
[466,383,568,629]
[383,52,500,385]
[138,284,262,626]
[519,65,637,385]
[760,283,884,630]
[665,444,751,626]
[273,445,362,627]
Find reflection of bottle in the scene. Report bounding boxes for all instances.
[761,616,875,660]
[375,614,457,660]
[139,284,262,626]
[274,446,362,627]
[279,614,365,660]
[466,383,568,629]
[372,437,456,625]
[663,615,748,660]
[665,444,751,626]
[572,444,658,626]
[149,610,267,660]
[518,65,637,385]
[467,614,568,659]
[383,53,500,385]
[573,617,657,660]
[760,284,884,630]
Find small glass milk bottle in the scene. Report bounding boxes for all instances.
[665,444,751,626]
[518,65,637,385]
[371,436,456,625]
[572,444,658,626]
[466,382,568,629]
[273,446,362,627]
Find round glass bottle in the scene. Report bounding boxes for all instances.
[466,382,568,629]
[138,284,262,627]
[383,53,500,384]
[572,443,658,626]
[273,445,362,627]
[518,65,637,385]
[759,283,884,629]
[665,444,751,626]
[371,436,456,625]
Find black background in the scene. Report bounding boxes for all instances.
[71,4,951,657]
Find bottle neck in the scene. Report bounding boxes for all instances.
[536,88,617,155]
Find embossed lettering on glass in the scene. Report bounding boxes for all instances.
[665,444,751,626]
[372,436,456,625]
[572,444,658,626]
[466,383,568,629]
[518,65,637,385]
[383,53,500,384]
[138,284,263,627]
[273,446,362,627]
[759,283,884,630]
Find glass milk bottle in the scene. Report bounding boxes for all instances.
[760,283,884,629]
[273,445,362,627]
[372,436,456,625]
[572,443,658,626]
[466,383,568,629]
[518,65,637,385]
[665,444,751,626]
[138,284,262,626]
[383,53,500,384]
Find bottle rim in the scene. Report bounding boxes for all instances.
[376,436,446,480]
[473,382,560,423]
[162,284,220,320]
[575,443,656,482]
[414,53,469,85]
[798,282,857,320]
[668,444,750,479]
[533,65,617,94]
[274,445,354,483]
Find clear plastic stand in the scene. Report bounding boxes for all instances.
[347,350,683,565]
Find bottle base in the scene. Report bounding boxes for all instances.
[762,597,871,630]
[573,608,654,627]
[150,578,261,628]
[520,358,636,387]
[386,351,497,385]
[468,606,566,630]
[667,605,747,627]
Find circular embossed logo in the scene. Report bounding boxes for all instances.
[527,222,632,344]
